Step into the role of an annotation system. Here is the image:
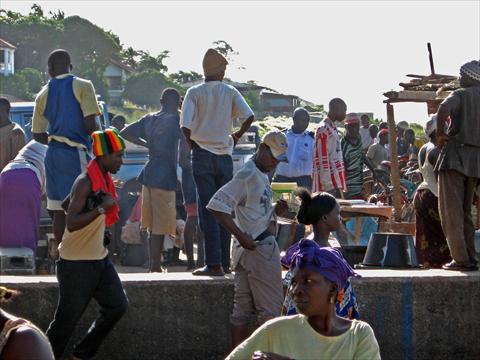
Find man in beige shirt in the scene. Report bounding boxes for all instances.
[181,48,254,276]
[0,98,26,171]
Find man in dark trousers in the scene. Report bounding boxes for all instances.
[436,60,480,271]
[32,49,100,257]
[121,88,181,272]
[46,128,128,359]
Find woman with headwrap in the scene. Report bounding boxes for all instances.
[281,189,359,319]
[226,240,380,360]
[413,116,450,268]
[0,140,47,252]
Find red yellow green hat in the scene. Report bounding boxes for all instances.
[91,128,126,157]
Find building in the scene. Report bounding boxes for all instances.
[103,58,136,104]
[260,89,300,115]
[0,38,16,76]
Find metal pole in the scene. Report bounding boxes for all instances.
[427,42,435,75]
[386,103,402,222]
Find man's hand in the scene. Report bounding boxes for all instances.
[252,351,293,360]
[275,199,289,217]
[237,232,257,250]
[437,134,449,149]
[232,131,241,146]
[100,193,116,210]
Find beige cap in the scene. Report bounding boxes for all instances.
[202,49,228,77]
[262,130,288,162]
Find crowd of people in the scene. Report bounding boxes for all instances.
[0,44,479,359]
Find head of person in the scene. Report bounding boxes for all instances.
[379,122,388,131]
[459,60,480,88]
[255,130,288,173]
[425,115,437,143]
[378,129,389,145]
[296,188,341,232]
[91,128,126,174]
[282,240,359,317]
[111,115,126,132]
[202,48,228,81]
[369,124,378,139]
[292,107,310,134]
[404,128,415,145]
[47,49,72,78]
[0,286,18,303]
[160,87,181,112]
[328,98,347,122]
[344,113,360,140]
[396,121,409,137]
[360,114,370,128]
[0,97,11,124]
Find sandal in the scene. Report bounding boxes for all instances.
[442,260,478,271]
[192,265,225,276]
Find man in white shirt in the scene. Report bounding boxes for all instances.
[359,114,372,151]
[274,107,314,190]
[207,130,289,348]
[180,48,254,276]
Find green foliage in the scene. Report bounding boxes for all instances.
[0,73,32,100]
[17,67,44,93]
[303,104,324,113]
[123,70,183,107]
[121,47,140,68]
[170,70,203,84]
[137,50,170,73]
[243,90,262,112]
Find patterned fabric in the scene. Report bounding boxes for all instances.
[312,118,347,193]
[91,128,126,157]
[460,60,480,82]
[341,136,364,199]
[281,269,360,319]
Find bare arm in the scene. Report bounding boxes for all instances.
[232,115,255,145]
[84,114,98,135]
[120,123,148,147]
[181,127,193,149]
[209,210,256,250]
[5,325,54,360]
[33,132,49,145]
[436,104,450,148]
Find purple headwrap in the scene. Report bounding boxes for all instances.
[281,239,360,290]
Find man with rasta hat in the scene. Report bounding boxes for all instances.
[46,128,128,359]
[436,60,480,271]
[181,48,255,276]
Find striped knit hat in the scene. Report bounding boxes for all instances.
[91,128,126,157]
[460,60,480,83]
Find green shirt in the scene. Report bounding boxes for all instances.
[226,315,381,360]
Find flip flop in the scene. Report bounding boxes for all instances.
[442,260,478,271]
[192,265,225,276]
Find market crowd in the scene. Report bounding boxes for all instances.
[0,46,479,359]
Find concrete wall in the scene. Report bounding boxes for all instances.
[1,270,479,360]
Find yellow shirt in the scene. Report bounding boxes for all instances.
[32,74,100,149]
[226,315,381,360]
[59,215,108,260]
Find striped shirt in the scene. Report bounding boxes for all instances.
[312,118,347,193]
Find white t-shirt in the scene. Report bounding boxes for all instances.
[207,160,274,240]
[180,81,254,155]
[276,129,314,178]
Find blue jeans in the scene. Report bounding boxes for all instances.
[192,144,233,268]
[46,257,128,359]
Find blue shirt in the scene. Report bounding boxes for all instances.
[129,111,181,190]
[275,129,314,177]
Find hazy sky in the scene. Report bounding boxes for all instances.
[3,0,479,124]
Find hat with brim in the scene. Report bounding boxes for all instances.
[262,130,288,162]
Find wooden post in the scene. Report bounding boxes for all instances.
[386,103,403,222]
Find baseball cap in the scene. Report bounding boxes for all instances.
[262,130,288,162]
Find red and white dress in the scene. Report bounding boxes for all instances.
[312,118,347,193]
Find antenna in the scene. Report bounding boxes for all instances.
[427,42,435,75]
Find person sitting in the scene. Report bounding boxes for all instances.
[0,140,47,253]
[281,189,359,319]
[226,240,380,360]
[0,287,54,359]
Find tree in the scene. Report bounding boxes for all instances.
[212,40,238,61]
[123,70,183,107]
[17,68,44,93]
[137,50,170,73]
[121,47,140,69]
[170,70,203,84]
[0,73,32,100]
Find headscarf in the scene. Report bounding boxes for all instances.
[281,239,360,290]
[425,115,437,139]
[91,127,126,157]
[460,60,480,83]
[378,129,389,137]
[202,48,228,77]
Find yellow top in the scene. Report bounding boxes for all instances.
[226,315,381,360]
[32,74,100,149]
[59,215,108,260]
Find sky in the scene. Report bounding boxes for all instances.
[2,0,479,124]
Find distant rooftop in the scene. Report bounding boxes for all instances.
[0,38,16,49]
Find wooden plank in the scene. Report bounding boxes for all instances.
[386,104,403,222]
[341,205,393,219]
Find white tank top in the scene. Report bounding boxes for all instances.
[417,142,438,197]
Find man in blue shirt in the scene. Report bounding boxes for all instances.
[274,107,314,190]
[121,88,181,272]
